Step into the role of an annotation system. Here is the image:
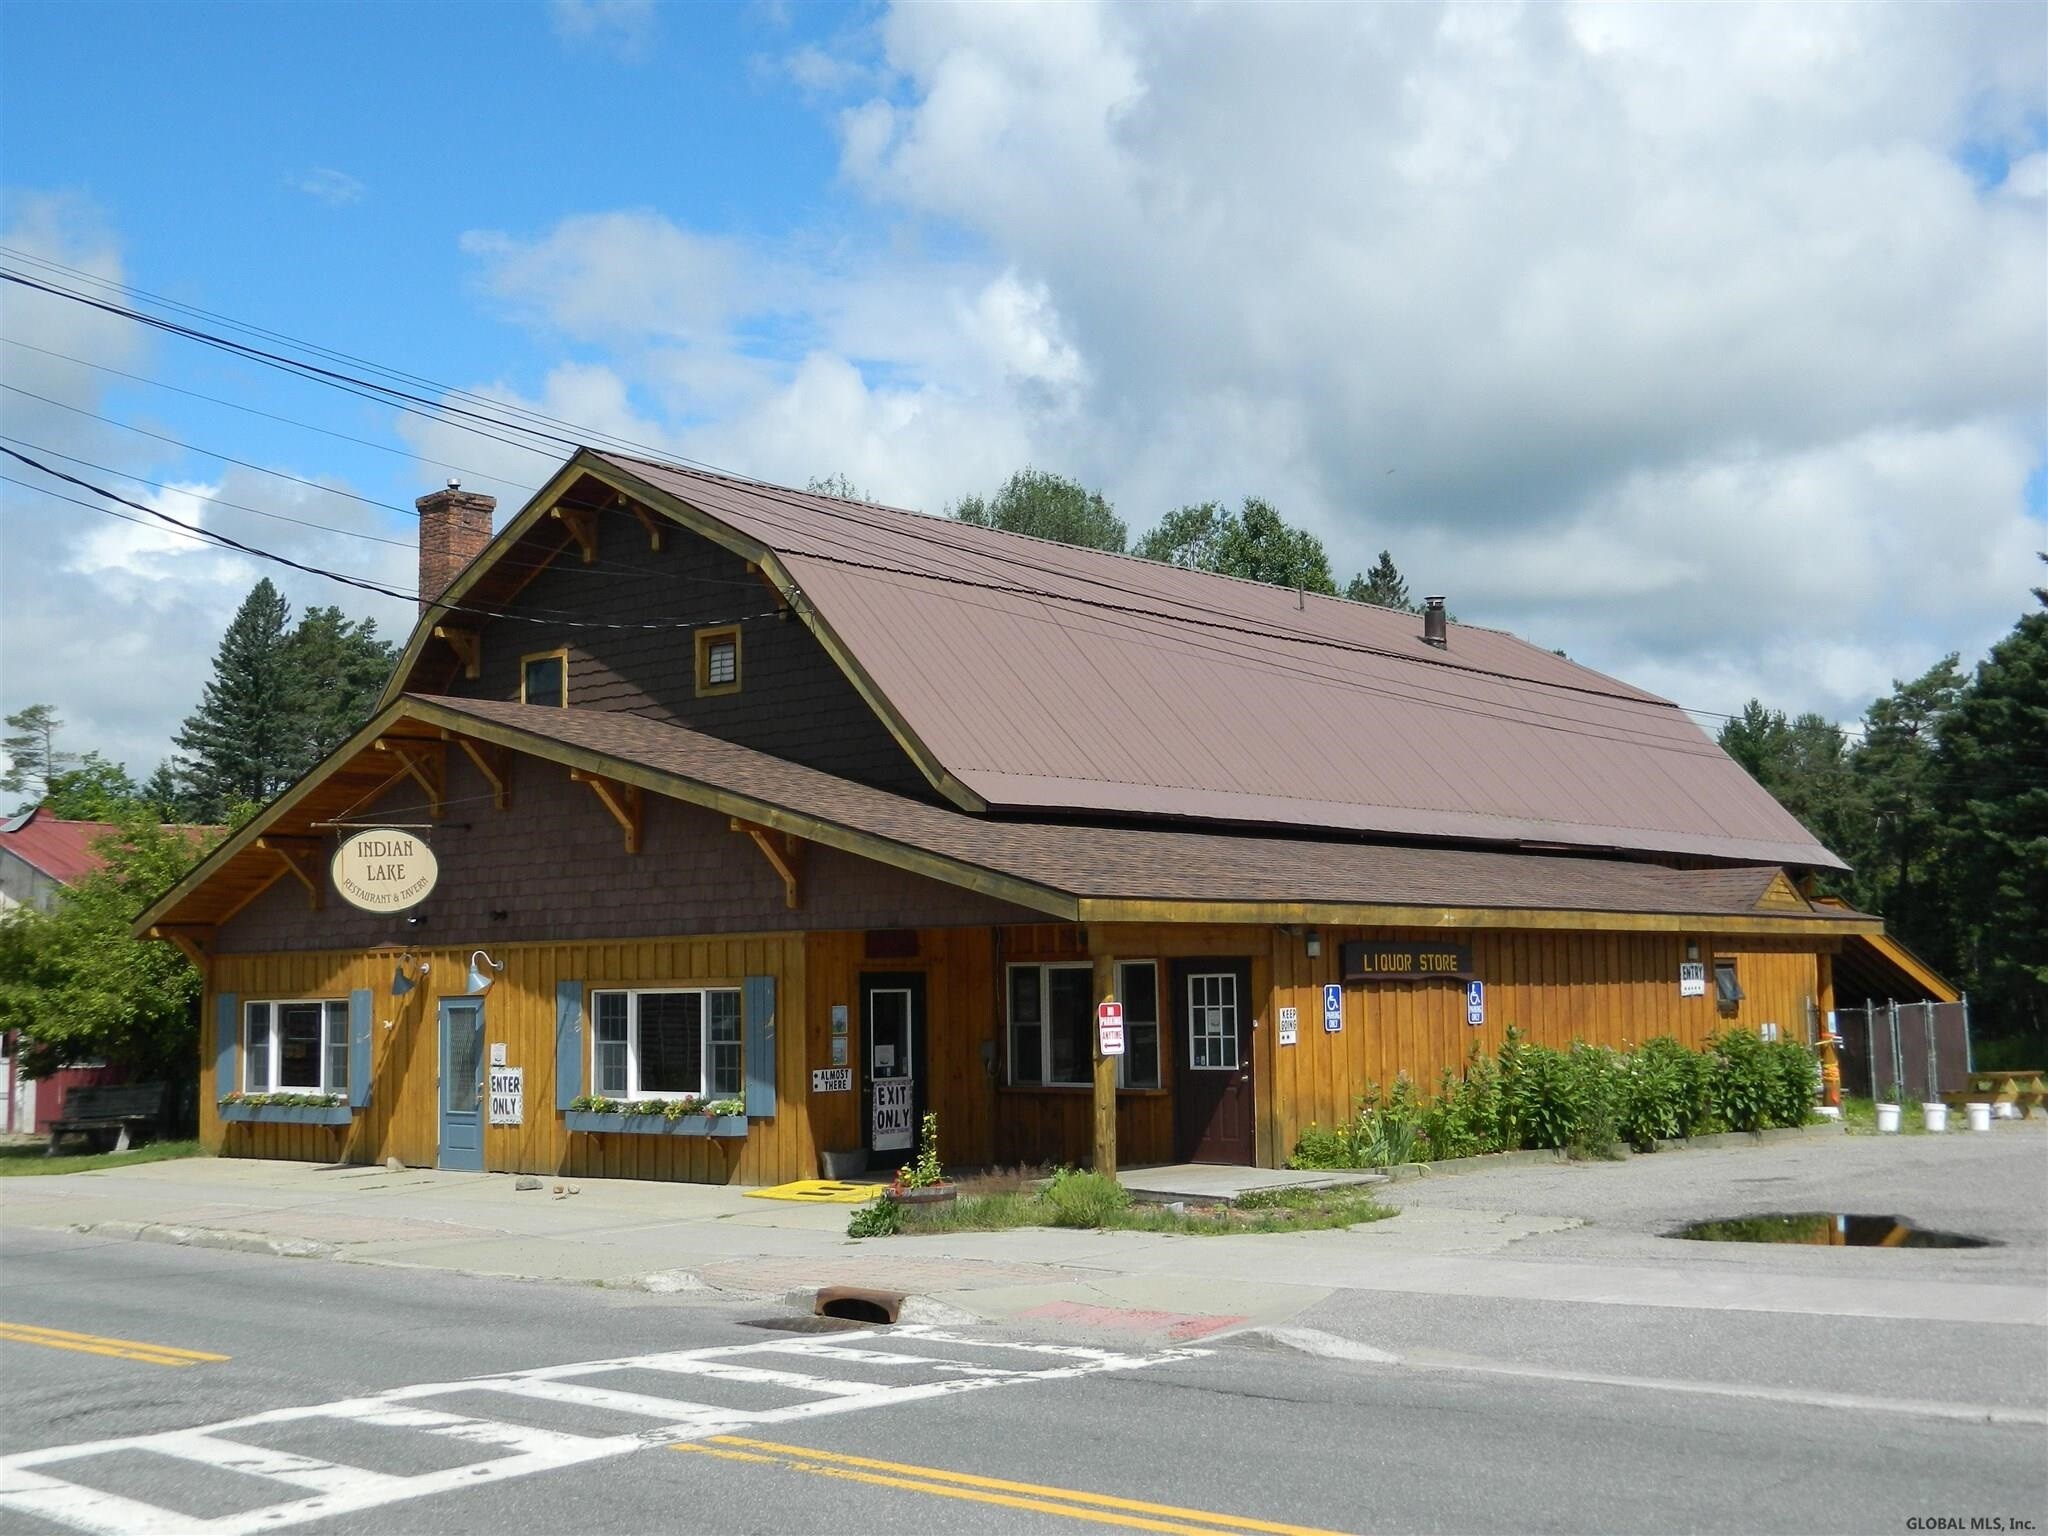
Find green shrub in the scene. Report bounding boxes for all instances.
[1289,1122,1353,1169]
[1562,1042,1624,1158]
[1505,1042,1576,1150]
[1617,1035,1706,1148]
[1707,1029,1774,1132]
[1044,1168,1131,1227]
[1421,1042,1512,1160]
[1761,1040,1819,1128]
[846,1197,903,1238]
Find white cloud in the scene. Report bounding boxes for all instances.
[548,0,656,61]
[410,1,2042,728]
[288,168,365,206]
[0,200,416,781]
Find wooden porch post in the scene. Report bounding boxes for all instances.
[1092,950,1117,1180]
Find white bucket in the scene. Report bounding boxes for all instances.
[1966,1102,1993,1133]
[1876,1103,1902,1133]
[1994,1102,2018,1120]
[1921,1103,1948,1133]
[1816,1105,1842,1121]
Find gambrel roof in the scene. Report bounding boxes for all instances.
[380,449,1845,871]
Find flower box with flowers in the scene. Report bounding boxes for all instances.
[563,1096,748,1137]
[219,1092,354,1126]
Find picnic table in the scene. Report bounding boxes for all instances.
[1939,1070,2046,1118]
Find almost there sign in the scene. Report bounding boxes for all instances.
[1340,941,1475,982]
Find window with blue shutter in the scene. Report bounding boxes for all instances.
[743,974,776,1118]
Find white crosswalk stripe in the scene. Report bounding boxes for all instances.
[0,1325,1206,1535]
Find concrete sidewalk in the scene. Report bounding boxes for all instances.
[3,1124,2042,1342]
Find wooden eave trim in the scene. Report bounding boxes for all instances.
[377,455,598,711]
[1850,932,1961,1002]
[732,818,803,908]
[400,700,1074,920]
[576,458,986,816]
[1072,897,1888,937]
[133,701,438,935]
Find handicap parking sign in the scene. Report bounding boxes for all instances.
[1322,982,1344,1033]
[1466,980,1485,1027]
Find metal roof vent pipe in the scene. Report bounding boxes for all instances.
[1422,596,1448,649]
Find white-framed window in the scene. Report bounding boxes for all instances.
[1007,961,1161,1089]
[1116,960,1161,1090]
[590,987,743,1099]
[243,1000,349,1095]
[1187,972,1240,1071]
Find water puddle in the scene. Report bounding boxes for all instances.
[1669,1212,1993,1248]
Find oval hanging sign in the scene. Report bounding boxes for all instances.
[330,829,439,914]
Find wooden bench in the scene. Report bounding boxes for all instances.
[46,1082,168,1155]
[1939,1071,2046,1119]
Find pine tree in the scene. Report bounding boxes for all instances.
[2,704,78,807]
[1346,551,1417,612]
[283,606,397,779]
[173,579,301,819]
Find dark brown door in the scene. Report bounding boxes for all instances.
[860,972,926,1172]
[1171,959,1254,1164]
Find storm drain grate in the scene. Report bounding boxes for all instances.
[739,1315,874,1334]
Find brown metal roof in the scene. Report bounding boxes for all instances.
[596,453,1845,870]
[413,698,1853,921]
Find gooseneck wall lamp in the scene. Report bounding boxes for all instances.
[466,950,505,994]
[390,954,428,997]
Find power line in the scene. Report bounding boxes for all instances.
[0,448,782,634]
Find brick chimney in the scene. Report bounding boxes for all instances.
[416,480,496,612]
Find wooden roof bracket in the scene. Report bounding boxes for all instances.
[446,731,510,811]
[148,923,215,972]
[432,624,481,679]
[375,739,444,819]
[620,495,663,551]
[731,818,804,908]
[256,836,325,911]
[572,769,641,853]
[551,503,599,563]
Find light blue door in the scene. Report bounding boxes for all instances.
[438,999,485,1172]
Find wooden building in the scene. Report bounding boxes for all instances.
[138,454,1898,1183]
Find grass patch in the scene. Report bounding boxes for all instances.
[0,1139,204,1176]
[1839,1096,1927,1135]
[850,1170,1396,1238]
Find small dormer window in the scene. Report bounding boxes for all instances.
[521,650,567,708]
[696,626,740,696]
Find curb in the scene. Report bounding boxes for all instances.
[1377,1119,1847,1181]
[66,1219,338,1261]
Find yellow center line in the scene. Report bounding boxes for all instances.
[0,1321,229,1367]
[673,1436,1356,1536]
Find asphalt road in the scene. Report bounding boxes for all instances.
[2,1228,2043,1535]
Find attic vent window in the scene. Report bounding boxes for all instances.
[696,627,741,696]
[1714,959,1744,1008]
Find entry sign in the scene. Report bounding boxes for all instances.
[1466,980,1485,1028]
[487,1066,523,1126]
[1098,1000,1125,1057]
[1323,983,1344,1034]
[872,1077,914,1152]
[1679,962,1707,998]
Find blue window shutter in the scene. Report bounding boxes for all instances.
[214,992,238,1104]
[555,981,584,1111]
[348,988,373,1109]
[743,974,776,1118]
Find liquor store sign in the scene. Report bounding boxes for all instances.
[1340,941,1474,981]
[330,829,439,914]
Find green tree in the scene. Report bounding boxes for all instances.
[806,472,869,501]
[0,808,223,1082]
[1346,550,1418,612]
[1937,558,2048,1053]
[951,469,1127,552]
[40,754,142,821]
[1136,497,1337,594]
[282,606,396,780]
[172,579,301,819]
[1855,654,1966,958]
[1718,701,1868,902]
[2,704,78,808]
[140,760,195,822]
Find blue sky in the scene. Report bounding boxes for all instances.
[2,0,2043,776]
